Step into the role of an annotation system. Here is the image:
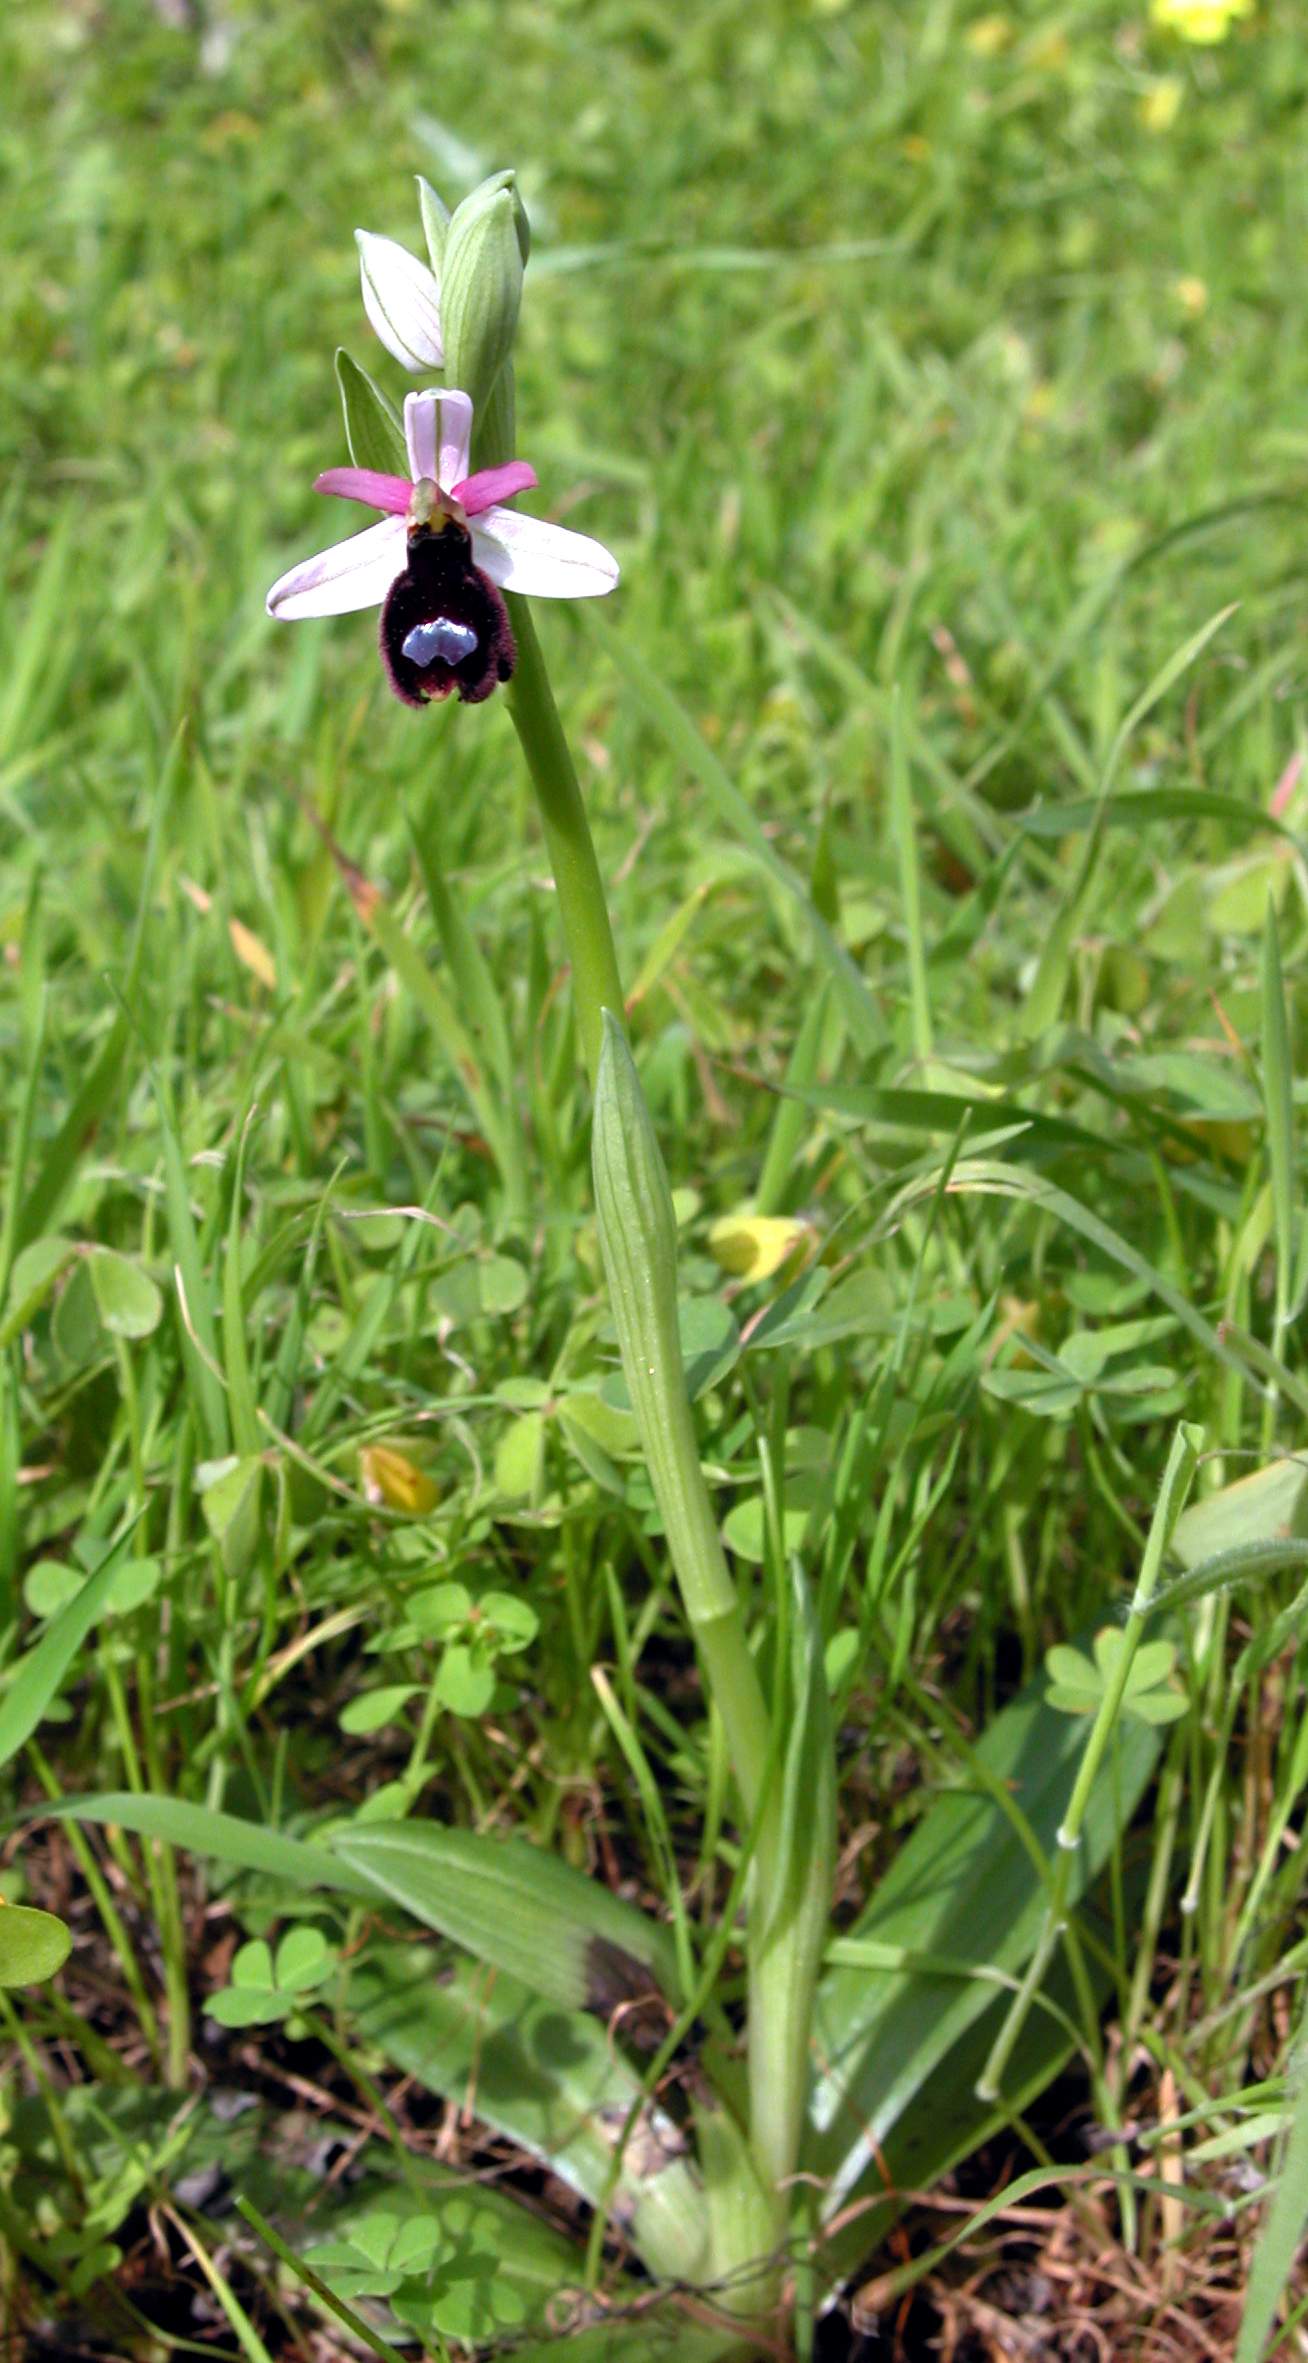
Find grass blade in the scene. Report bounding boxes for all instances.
[1235,1997,1308,2363]
[0,1528,143,1770]
[596,615,881,1053]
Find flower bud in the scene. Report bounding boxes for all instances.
[440,171,529,423]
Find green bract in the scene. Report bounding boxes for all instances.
[440,172,528,422]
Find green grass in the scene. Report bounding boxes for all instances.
[2,0,1306,2353]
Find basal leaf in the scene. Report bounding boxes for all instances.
[329,1821,679,2012]
[350,1944,709,2287]
[807,1671,1159,2220]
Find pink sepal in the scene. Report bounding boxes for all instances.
[453,461,539,517]
[314,467,414,515]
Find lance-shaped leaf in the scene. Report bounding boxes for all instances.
[335,349,408,476]
[330,1820,680,2017]
[53,1795,378,1898]
[813,1886,1126,2291]
[55,1798,678,2027]
[806,1670,1159,2219]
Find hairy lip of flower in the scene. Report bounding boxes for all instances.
[380,510,517,710]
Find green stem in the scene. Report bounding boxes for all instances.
[590,1013,772,1823]
[505,600,624,1086]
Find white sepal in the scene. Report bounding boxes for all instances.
[266,515,407,620]
[471,507,619,599]
[355,231,444,372]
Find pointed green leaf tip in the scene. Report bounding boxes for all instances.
[416,172,451,276]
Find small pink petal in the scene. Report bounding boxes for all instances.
[314,468,413,515]
[453,461,539,518]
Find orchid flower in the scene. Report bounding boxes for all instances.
[266,389,618,706]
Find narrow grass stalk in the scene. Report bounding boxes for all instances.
[236,2198,422,2363]
[159,2206,277,2363]
[888,686,932,1068]
[978,1420,1203,2102]
[1259,900,1296,1448]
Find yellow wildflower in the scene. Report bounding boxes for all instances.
[1150,0,1253,44]
[966,15,1012,55]
[1140,76,1184,130]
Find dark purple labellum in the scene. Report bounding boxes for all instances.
[379,516,516,708]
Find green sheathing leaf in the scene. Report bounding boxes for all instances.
[329,1821,680,2012]
[350,1945,709,2287]
[807,1676,1158,2217]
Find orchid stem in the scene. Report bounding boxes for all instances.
[505,599,624,1086]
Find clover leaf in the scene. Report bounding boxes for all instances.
[1045,1627,1187,1725]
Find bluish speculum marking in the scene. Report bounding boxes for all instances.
[401,617,480,668]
